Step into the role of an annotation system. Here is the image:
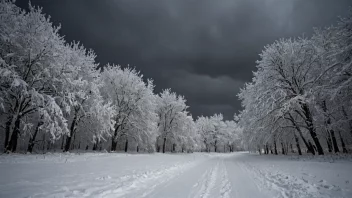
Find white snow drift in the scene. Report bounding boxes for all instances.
[0,152,351,198]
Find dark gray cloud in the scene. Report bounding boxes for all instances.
[17,0,352,119]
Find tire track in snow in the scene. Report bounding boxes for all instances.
[188,164,212,198]
[38,160,198,198]
[105,160,198,198]
[219,160,231,198]
[190,161,219,198]
[239,160,333,198]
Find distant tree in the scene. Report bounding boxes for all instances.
[100,65,157,152]
[155,89,189,153]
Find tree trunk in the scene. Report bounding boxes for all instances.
[172,143,176,152]
[342,106,352,137]
[93,138,99,151]
[93,142,97,150]
[61,136,65,150]
[42,133,46,153]
[111,139,117,152]
[111,124,122,152]
[281,142,285,155]
[302,104,324,155]
[273,137,278,155]
[64,134,72,152]
[290,144,294,153]
[267,144,270,154]
[71,132,76,150]
[137,145,139,152]
[322,101,333,153]
[288,113,314,154]
[338,131,348,153]
[124,139,128,152]
[162,137,166,153]
[214,140,218,152]
[4,115,12,152]
[308,140,316,155]
[27,121,43,153]
[7,116,21,152]
[64,115,77,152]
[294,131,302,155]
[330,130,339,153]
[326,133,333,153]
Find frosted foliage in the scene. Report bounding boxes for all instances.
[0,1,115,152]
[0,1,69,145]
[155,89,200,152]
[195,114,242,152]
[100,65,158,150]
[238,10,352,154]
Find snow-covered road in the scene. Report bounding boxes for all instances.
[0,152,351,198]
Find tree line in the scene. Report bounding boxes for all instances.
[238,9,352,155]
[0,1,242,154]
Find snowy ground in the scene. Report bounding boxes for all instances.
[0,152,351,198]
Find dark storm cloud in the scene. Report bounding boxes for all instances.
[17,0,352,119]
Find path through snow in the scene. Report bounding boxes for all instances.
[0,152,351,197]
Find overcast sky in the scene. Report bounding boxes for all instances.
[17,0,352,120]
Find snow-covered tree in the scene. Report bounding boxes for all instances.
[100,65,157,152]
[0,1,116,153]
[0,1,70,152]
[208,114,226,152]
[238,10,352,155]
[196,114,241,152]
[169,113,197,152]
[223,120,242,152]
[59,42,106,152]
[155,89,190,153]
[195,116,213,152]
